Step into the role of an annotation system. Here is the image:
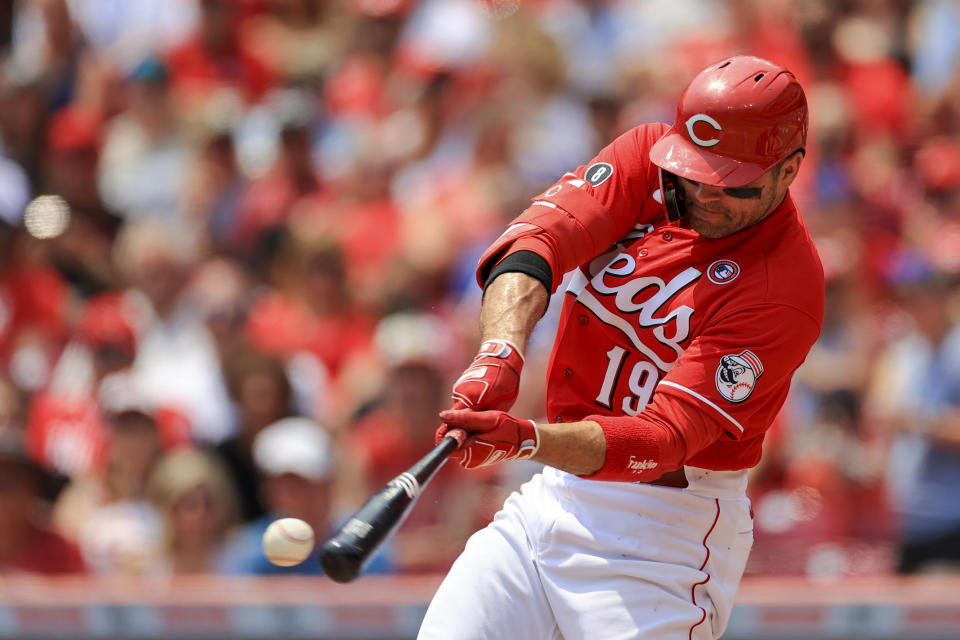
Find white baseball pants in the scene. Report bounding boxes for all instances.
[418,465,753,640]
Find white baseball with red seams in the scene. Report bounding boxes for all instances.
[262,518,315,567]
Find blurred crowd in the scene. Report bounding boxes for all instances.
[1,0,960,581]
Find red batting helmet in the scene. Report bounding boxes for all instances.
[649,56,808,187]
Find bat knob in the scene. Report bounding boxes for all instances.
[320,539,363,583]
[446,428,467,448]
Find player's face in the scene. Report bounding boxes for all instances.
[677,154,801,238]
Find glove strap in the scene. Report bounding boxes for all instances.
[477,338,525,363]
[517,419,540,459]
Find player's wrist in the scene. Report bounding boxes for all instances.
[530,420,605,475]
[476,338,525,364]
[518,418,540,459]
[451,339,525,411]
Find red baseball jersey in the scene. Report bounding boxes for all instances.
[478,123,824,472]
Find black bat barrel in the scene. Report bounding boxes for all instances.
[320,435,460,583]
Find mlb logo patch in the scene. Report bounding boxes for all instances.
[708,259,740,284]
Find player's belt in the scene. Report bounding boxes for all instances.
[647,468,688,489]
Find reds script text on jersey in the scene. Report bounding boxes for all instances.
[478,123,824,475]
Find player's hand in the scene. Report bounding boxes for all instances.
[436,409,539,470]
[450,339,524,411]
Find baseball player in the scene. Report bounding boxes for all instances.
[419,56,824,640]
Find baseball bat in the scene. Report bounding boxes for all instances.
[320,429,465,583]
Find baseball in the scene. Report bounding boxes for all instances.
[262,518,315,567]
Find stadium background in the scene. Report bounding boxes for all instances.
[0,0,958,637]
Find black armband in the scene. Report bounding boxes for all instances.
[484,250,553,294]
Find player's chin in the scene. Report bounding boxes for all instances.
[687,206,733,237]
[689,217,734,239]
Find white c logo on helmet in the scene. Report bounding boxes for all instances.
[685,114,722,147]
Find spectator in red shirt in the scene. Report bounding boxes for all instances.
[230,90,326,256]
[25,291,140,478]
[0,220,71,387]
[0,429,85,575]
[164,0,274,105]
[244,236,375,418]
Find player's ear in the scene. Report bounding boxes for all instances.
[776,151,804,190]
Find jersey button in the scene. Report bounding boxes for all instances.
[663,231,673,241]
[638,248,648,257]
[555,414,565,423]
[563,368,573,378]
[579,315,589,325]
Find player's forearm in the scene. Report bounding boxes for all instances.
[535,401,714,481]
[480,272,549,349]
[532,420,606,475]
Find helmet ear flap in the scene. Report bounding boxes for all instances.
[660,169,686,222]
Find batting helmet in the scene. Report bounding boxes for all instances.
[649,55,808,188]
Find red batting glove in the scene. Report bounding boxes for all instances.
[450,339,524,411]
[436,409,539,470]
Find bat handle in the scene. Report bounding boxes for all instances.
[444,427,467,449]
